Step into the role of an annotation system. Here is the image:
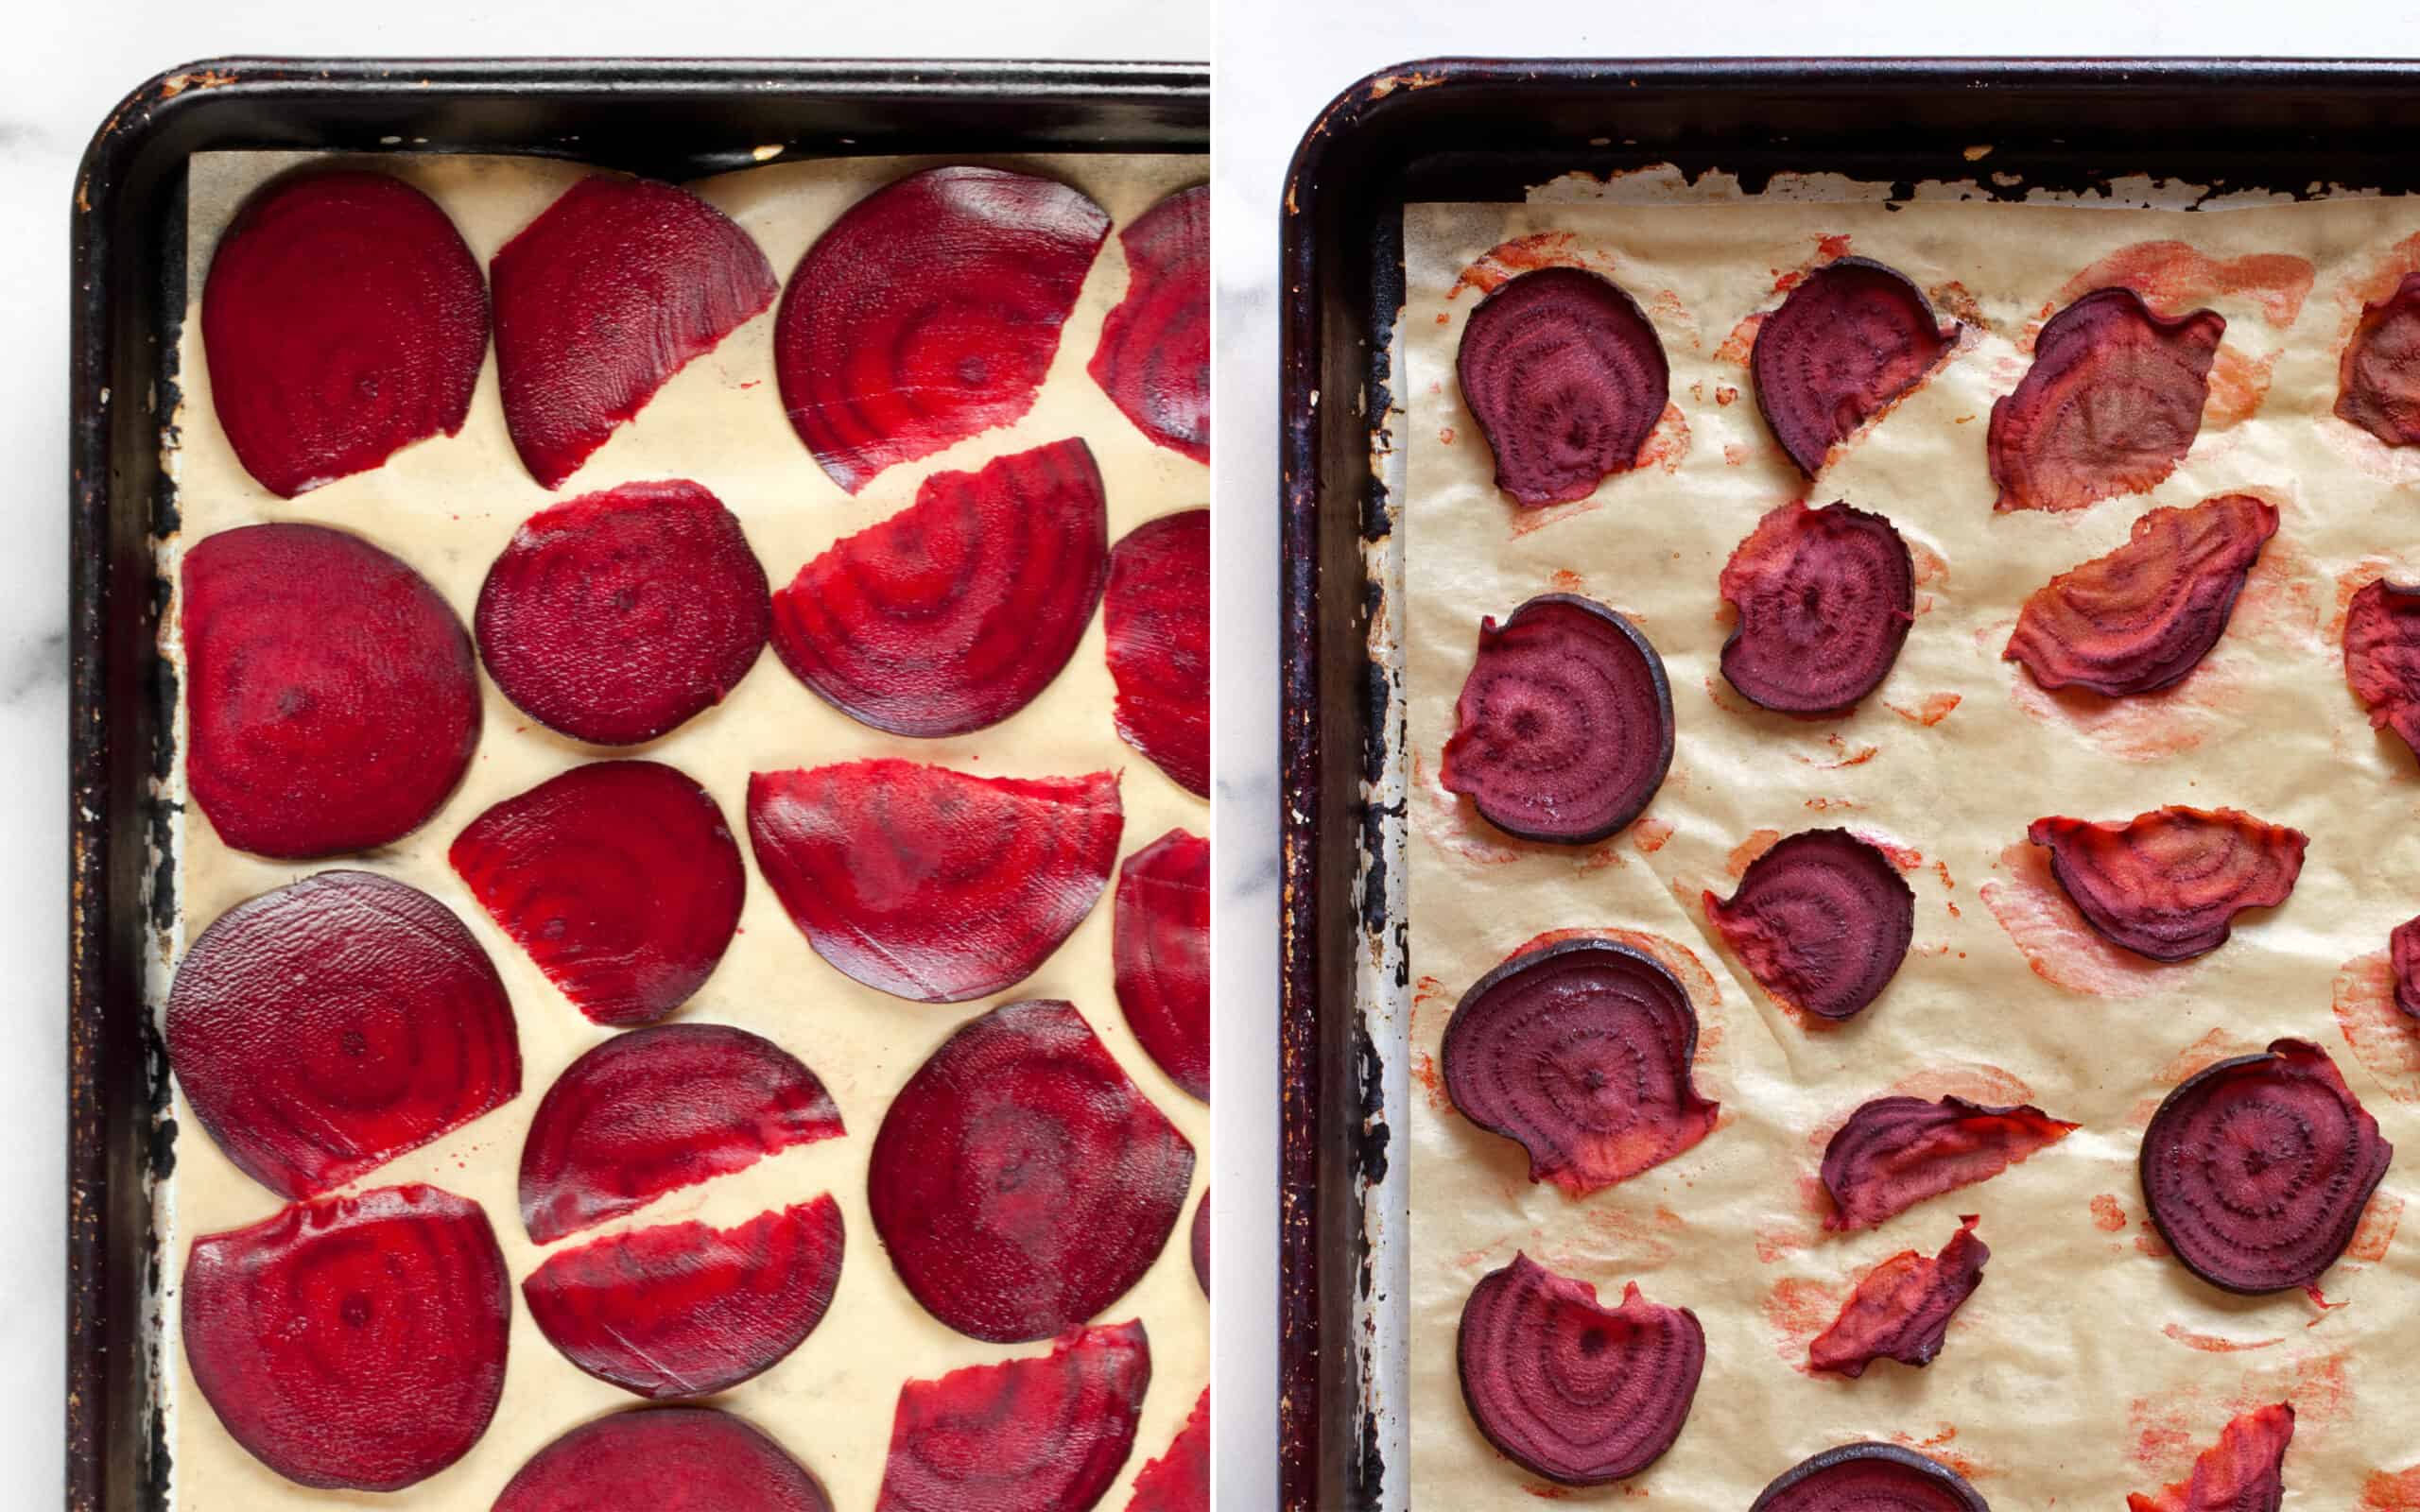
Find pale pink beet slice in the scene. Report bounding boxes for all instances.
[2027,806,2307,962]
[1105,509,1211,797]
[1705,829,1914,1022]
[876,1321,1150,1512]
[1808,1215,1989,1378]
[1115,828,1211,1101]
[1752,1444,1989,1511]
[1456,266,1670,506]
[2338,271,2420,447]
[1719,500,1915,716]
[494,1407,833,1512]
[2342,577,2420,761]
[1091,184,1210,463]
[1990,286,2224,513]
[1822,1095,2077,1231]
[1125,1388,1210,1512]
[1751,256,1955,475]
[2128,1404,2294,1512]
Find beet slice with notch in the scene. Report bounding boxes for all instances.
[1105,509,1211,798]
[1706,828,1915,1022]
[2027,806,2307,963]
[1456,266,1670,506]
[1751,256,1955,476]
[1823,1095,2078,1231]
[1990,286,2224,513]
[875,1320,1151,1512]
[1720,500,1915,716]
[2337,271,2420,447]
[1125,1387,1210,1512]
[2394,915,2420,1021]
[1752,1443,1990,1512]
[1808,1214,1989,1378]
[1090,184,1210,463]
[494,1407,834,1512]
[2128,1403,2294,1512]
[1115,828,1211,1101]
[2342,576,2420,762]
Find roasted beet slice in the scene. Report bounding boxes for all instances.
[777,165,1109,493]
[1808,1215,1989,1378]
[519,1022,842,1245]
[1752,1443,1989,1512]
[1822,1095,2078,1231]
[2128,1404,2295,1512]
[1190,1189,1210,1297]
[493,175,777,489]
[875,1320,1150,1512]
[450,760,743,1027]
[182,523,479,859]
[2027,806,2307,962]
[1455,266,1670,506]
[182,1185,508,1491]
[2337,271,2420,447]
[1105,510,1211,798]
[1751,257,1954,476]
[1125,1388,1210,1512]
[201,170,486,498]
[494,1407,833,1512]
[870,999,1194,1343]
[1090,184,1210,463]
[1719,501,1915,716]
[1990,287,2224,513]
[2342,577,2420,760]
[2394,916,2420,1021]
[1705,829,1915,1022]
[1115,828,1211,1101]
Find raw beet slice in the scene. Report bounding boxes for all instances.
[2337,271,2420,447]
[494,1407,833,1512]
[1456,1252,1704,1486]
[875,1320,1150,1512]
[2342,577,2420,760]
[1455,266,1670,506]
[1822,1095,2078,1231]
[1719,501,1915,716]
[201,170,486,498]
[1438,593,1674,844]
[182,523,479,859]
[182,1184,508,1491]
[1090,184,1210,463]
[2127,1404,2295,1512]
[749,761,1122,1004]
[519,1022,842,1245]
[870,999,1195,1343]
[1125,1388,1210,1512]
[449,760,743,1027]
[1807,1215,1989,1378]
[1989,287,2225,513]
[166,870,519,1200]
[1190,1189,1210,1297]
[1115,828,1211,1101]
[1105,510,1211,798]
[493,174,777,489]
[2004,493,2278,696]
[770,438,1108,737]
[777,164,1110,493]
[2394,915,2420,1021]
[1442,937,1719,1195]
[1751,1443,1990,1512]
[523,1197,843,1400]
[2027,806,2308,962]
[476,479,770,746]
[1751,256,1955,476]
[1705,828,1915,1022]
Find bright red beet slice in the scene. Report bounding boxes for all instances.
[2027,806,2307,963]
[1125,1388,1210,1512]
[1105,510,1211,798]
[1720,501,1914,716]
[182,1185,508,1491]
[1751,257,1954,476]
[201,170,486,498]
[1455,266,1670,506]
[871,1000,1195,1343]
[770,438,1108,737]
[2337,271,2420,447]
[1822,1095,2078,1231]
[1190,1189,1210,1297]
[1752,1443,1990,1512]
[2342,577,2420,761]
[450,760,743,1027]
[2127,1404,2295,1512]
[777,165,1110,493]
[875,1320,1150,1512]
[1115,828,1211,1101]
[1705,829,1914,1022]
[182,523,478,859]
[1090,184,1210,463]
[494,1408,833,1512]
[2394,916,2420,1021]
[519,1022,842,1245]
[1808,1215,1989,1378]
[1990,286,2224,513]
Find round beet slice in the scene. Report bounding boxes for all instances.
[450,760,743,1028]
[876,1320,1150,1512]
[182,1184,509,1491]
[1705,828,1914,1022]
[1126,1387,1210,1512]
[1456,1253,1704,1486]
[1090,184,1210,463]
[1751,256,1955,476]
[1115,828,1211,1102]
[1105,509,1211,798]
[1455,266,1670,507]
[769,438,1108,737]
[182,523,479,859]
[1752,1443,1990,1512]
[1191,1188,1210,1297]
[2128,1404,2295,1512]
[2342,576,2420,762]
[871,999,1195,1343]
[1719,500,1915,716]
[2394,915,2420,1021]
[201,170,486,498]
[2338,271,2420,447]
[748,760,1122,1004]
[519,1022,843,1245]
[1990,286,2225,513]
[777,164,1110,494]
[1822,1095,2077,1231]
[1808,1215,1989,1379]
[2027,806,2307,963]
[1442,937,1719,1195]
[494,1407,833,1512]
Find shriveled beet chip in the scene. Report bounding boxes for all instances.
[770,438,1108,737]
[1090,184,1210,463]
[519,1022,842,1245]
[1115,828,1211,1101]
[1752,1443,1990,1512]
[871,999,1194,1343]
[2337,272,2420,447]
[1443,937,1718,1195]
[2027,806,2307,963]
[1455,266,1670,506]
[875,1320,1150,1512]
[166,870,519,1200]
[450,760,743,1027]
[1808,1215,1989,1378]
[476,479,770,746]
[493,175,777,489]
[182,1185,508,1491]
[1105,510,1211,798]
[2342,577,2420,761]
[1190,1189,1210,1297]
[1822,1095,2078,1231]
[494,1407,833,1512]
[1751,257,1955,476]
[201,170,486,498]
[1720,501,1915,716]
[1990,286,2225,513]
[1126,1388,1210,1512]
[1456,1252,1704,1486]
[2394,916,2420,1021]
[1705,828,1915,1022]
[2127,1404,2295,1512]
[778,165,1110,493]
[182,523,478,859]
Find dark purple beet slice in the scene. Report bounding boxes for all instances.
[875,1320,1151,1512]
[1808,1215,1989,1378]
[2394,916,2420,1021]
[2027,806,2307,963]
[1190,1188,1210,1297]
[1990,286,2225,513]
[182,1184,508,1491]
[870,999,1195,1344]
[1455,266,1670,506]
[777,164,1110,494]
[2337,271,2420,447]
[1822,1095,2078,1231]
[1105,509,1210,798]
[1115,828,1211,1101]
[201,170,486,498]
[1090,184,1210,463]
[182,523,479,859]
[1125,1387,1210,1512]
[2342,577,2420,761]
[1719,500,1915,716]
[494,1407,833,1512]
[1751,1443,1990,1512]
[1751,256,1955,476]
[1705,828,1915,1022]
[2128,1404,2294,1512]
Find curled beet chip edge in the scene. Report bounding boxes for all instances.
[1751,256,1957,477]
[1808,1215,1989,1378]
[1706,828,1916,1022]
[2343,577,2420,763]
[1990,285,2225,514]
[2027,806,2307,963]
[1822,1094,2079,1232]
[2337,271,2420,448]
[1456,266,1671,507]
[2126,1403,2294,1512]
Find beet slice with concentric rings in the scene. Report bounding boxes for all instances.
[1443,937,1718,1195]
[2027,806,2307,963]
[1457,1252,1704,1486]
[1808,1215,1989,1378]
[778,164,1110,494]
[494,1407,834,1512]
[182,523,479,859]
[519,1022,842,1245]
[2394,915,2420,1021]
[1990,286,2225,513]
[1751,257,1955,476]
[166,870,519,1200]
[875,1320,1150,1512]
[182,1184,509,1491]
[1823,1095,2078,1231]
[1105,509,1211,798]
[1720,500,1915,716]
[1126,1387,1210,1512]
[1455,266,1670,507]
[770,438,1108,737]
[1090,184,1210,463]
[1190,1189,1210,1297]
[2338,271,2420,447]
[1115,828,1211,1101]
[871,999,1195,1343]
[2128,1404,2295,1512]
[493,175,777,489]
[201,170,486,498]
[1706,828,1915,1022]
[1752,1443,1990,1512]
[2343,577,2420,762]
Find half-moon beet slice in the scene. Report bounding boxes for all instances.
[166,870,519,1200]
[1191,1189,1210,1297]
[519,1022,843,1245]
[1090,184,1210,464]
[875,1320,1151,1512]
[1822,1095,2078,1231]
[2027,806,2307,962]
[1439,593,1674,844]
[2127,1404,2295,1512]
[1705,829,1915,1022]
[2337,271,2420,447]
[2394,915,2420,1021]
[1808,1215,1989,1378]
[201,170,486,498]
[1752,1443,1990,1512]
[493,175,777,489]
[182,1185,509,1491]
[2342,577,2420,761]
[770,438,1108,737]
[1105,510,1211,798]
[1115,828,1211,1101]
[871,1000,1195,1343]
[1751,257,1955,476]
[778,165,1110,494]
[182,523,479,859]
[1990,287,2225,513]
[1455,266,1670,507]
[1456,1253,1704,1486]
[1442,938,1718,1195]
[494,1408,833,1512]
[1720,501,1915,716]
[1125,1388,1210,1512]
